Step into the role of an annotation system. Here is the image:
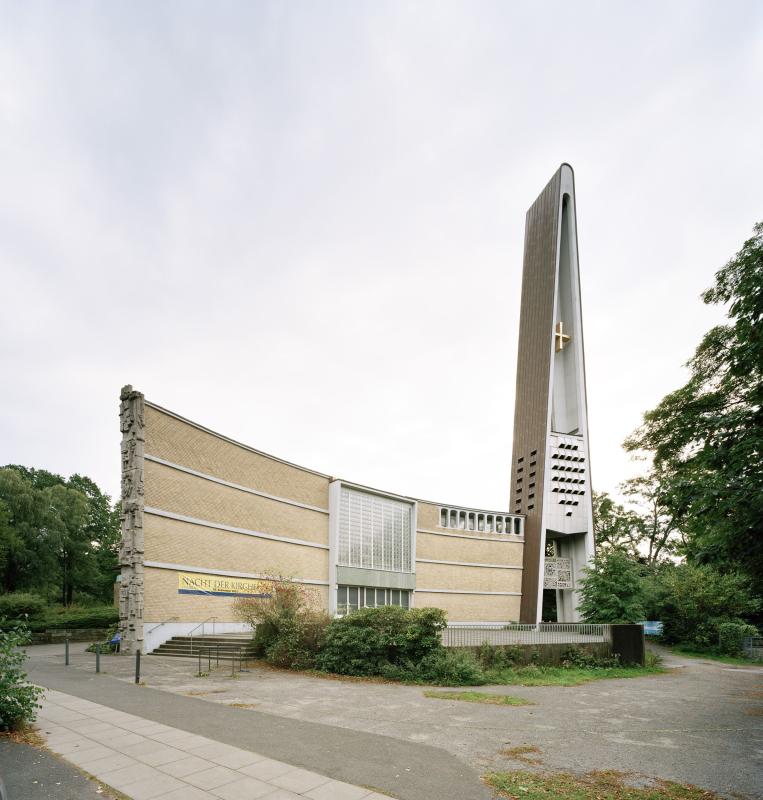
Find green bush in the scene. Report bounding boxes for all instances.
[0,592,47,621]
[560,646,620,669]
[578,551,646,623]
[234,578,329,670]
[316,606,447,677]
[29,605,119,632]
[656,565,759,649]
[717,622,758,655]
[0,622,44,731]
[419,650,486,685]
[264,612,328,669]
[474,642,526,669]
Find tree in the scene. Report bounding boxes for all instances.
[578,550,646,624]
[625,221,763,597]
[593,477,682,566]
[654,564,760,649]
[620,469,683,565]
[0,465,120,604]
[592,491,643,560]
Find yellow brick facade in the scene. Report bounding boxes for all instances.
[137,402,525,637]
[144,459,328,546]
[145,405,329,509]
[144,567,328,624]
[414,591,521,622]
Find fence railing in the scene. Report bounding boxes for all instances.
[742,636,763,661]
[442,623,612,648]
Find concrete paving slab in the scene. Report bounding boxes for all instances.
[183,765,241,790]
[238,758,295,782]
[209,775,276,799]
[119,773,186,800]
[270,766,332,793]
[157,754,215,777]
[305,779,373,800]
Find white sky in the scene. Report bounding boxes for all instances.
[1,1,762,510]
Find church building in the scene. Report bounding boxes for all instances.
[117,163,595,654]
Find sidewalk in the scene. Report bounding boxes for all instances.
[37,689,388,800]
[26,651,489,800]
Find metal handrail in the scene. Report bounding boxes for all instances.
[188,616,218,646]
[145,615,179,634]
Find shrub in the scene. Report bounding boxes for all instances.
[316,606,447,676]
[717,622,758,656]
[234,577,329,669]
[0,622,44,731]
[419,650,486,685]
[0,592,46,621]
[560,646,621,669]
[655,565,760,649]
[30,605,119,632]
[578,551,646,623]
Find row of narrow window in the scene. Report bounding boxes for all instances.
[552,488,585,495]
[439,507,523,536]
[552,476,584,484]
[552,464,585,474]
[557,442,579,451]
[336,585,411,615]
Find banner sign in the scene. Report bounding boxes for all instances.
[177,572,272,599]
[543,557,573,589]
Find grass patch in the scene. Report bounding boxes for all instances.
[424,690,533,706]
[485,768,720,799]
[483,664,667,687]
[501,745,542,764]
[667,646,759,666]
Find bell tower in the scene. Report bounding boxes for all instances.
[511,164,595,623]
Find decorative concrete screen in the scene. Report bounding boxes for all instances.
[543,557,573,589]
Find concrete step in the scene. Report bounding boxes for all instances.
[149,632,256,660]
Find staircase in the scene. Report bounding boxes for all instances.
[149,633,256,661]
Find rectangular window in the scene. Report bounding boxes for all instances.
[338,487,413,572]
[337,586,411,615]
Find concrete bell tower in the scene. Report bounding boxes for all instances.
[511,164,595,623]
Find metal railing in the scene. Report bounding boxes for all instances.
[188,616,218,646]
[742,636,763,661]
[442,623,612,648]
[144,616,179,636]
[197,643,250,676]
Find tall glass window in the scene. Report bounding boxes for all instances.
[338,487,412,572]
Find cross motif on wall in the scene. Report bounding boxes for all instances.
[555,321,571,352]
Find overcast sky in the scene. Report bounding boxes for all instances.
[1,1,762,511]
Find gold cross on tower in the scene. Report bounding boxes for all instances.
[555,321,571,352]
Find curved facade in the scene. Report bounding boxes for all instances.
[118,389,525,654]
[116,163,595,653]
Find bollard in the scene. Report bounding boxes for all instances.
[231,652,235,677]
[64,638,69,666]
[95,644,101,673]
[135,650,141,684]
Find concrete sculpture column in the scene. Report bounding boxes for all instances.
[118,385,145,654]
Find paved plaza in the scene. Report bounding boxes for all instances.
[24,644,763,800]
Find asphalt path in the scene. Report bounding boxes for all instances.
[0,738,120,800]
[25,658,490,800]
